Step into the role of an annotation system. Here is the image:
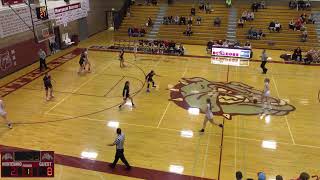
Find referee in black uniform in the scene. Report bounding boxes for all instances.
[108,128,131,170]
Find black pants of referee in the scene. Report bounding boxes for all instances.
[40,58,48,71]
[260,61,268,74]
[110,149,131,169]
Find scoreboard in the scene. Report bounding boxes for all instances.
[1,151,54,177]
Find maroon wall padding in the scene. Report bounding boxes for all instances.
[0,39,47,78]
[1,0,24,5]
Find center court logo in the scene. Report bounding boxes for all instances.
[168,77,295,119]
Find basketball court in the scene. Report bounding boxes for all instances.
[0,31,319,180]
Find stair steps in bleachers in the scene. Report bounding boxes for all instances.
[226,7,238,41]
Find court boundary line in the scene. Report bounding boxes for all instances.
[271,75,296,145]
[157,102,171,128]
[103,76,125,97]
[88,47,320,66]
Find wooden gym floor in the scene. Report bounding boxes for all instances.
[0,31,320,180]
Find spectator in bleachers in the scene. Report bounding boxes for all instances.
[292,47,302,61]
[301,30,308,42]
[174,16,179,24]
[140,27,146,36]
[184,24,193,36]
[269,20,276,32]
[151,0,157,6]
[244,41,251,48]
[187,16,193,25]
[307,13,315,24]
[289,19,295,30]
[259,0,266,8]
[300,13,307,23]
[178,44,185,56]
[214,17,221,27]
[196,16,202,25]
[191,7,196,16]
[257,29,265,39]
[251,2,259,12]
[305,0,311,9]
[289,0,297,9]
[179,16,186,25]
[205,3,212,14]
[241,11,248,21]
[145,0,151,5]
[147,17,153,27]
[238,18,244,28]
[274,21,281,32]
[128,27,133,37]
[247,11,255,21]
[199,0,205,11]
[294,18,303,30]
[305,49,320,63]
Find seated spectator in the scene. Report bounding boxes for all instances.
[151,0,157,6]
[251,2,259,12]
[199,1,205,11]
[183,25,193,36]
[241,11,248,21]
[269,20,275,31]
[295,18,303,30]
[196,16,202,25]
[238,18,244,28]
[163,17,169,25]
[139,27,146,37]
[289,0,297,9]
[205,3,212,14]
[147,17,153,27]
[305,49,320,64]
[174,16,179,24]
[222,40,229,47]
[179,16,186,25]
[292,47,302,61]
[301,30,308,42]
[191,7,196,16]
[259,1,265,8]
[289,19,295,30]
[300,13,307,23]
[257,29,265,39]
[247,11,254,21]
[187,16,193,25]
[168,16,173,24]
[214,17,221,27]
[307,13,315,24]
[133,27,139,37]
[244,41,251,48]
[128,27,133,36]
[305,0,311,9]
[274,21,281,32]
[145,0,151,5]
[178,44,185,55]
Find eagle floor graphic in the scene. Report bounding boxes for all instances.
[169,77,295,119]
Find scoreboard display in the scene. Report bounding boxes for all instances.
[1,151,54,177]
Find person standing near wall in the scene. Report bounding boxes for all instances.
[108,128,131,170]
[39,49,48,71]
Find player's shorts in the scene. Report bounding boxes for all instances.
[0,110,7,116]
[45,84,53,90]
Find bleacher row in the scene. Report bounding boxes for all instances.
[114,2,320,51]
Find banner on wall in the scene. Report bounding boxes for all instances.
[0,0,89,38]
[0,39,47,78]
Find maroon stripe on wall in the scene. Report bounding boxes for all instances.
[0,145,214,180]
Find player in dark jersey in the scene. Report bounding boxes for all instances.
[43,72,54,101]
[119,81,135,108]
[78,52,86,74]
[145,70,160,92]
[119,49,125,68]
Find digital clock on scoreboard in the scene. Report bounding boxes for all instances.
[1,151,54,177]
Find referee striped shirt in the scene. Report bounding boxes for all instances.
[114,133,125,150]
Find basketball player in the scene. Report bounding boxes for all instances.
[0,99,12,129]
[133,43,138,61]
[83,48,91,72]
[199,98,223,133]
[261,78,271,109]
[145,70,160,92]
[119,81,135,109]
[119,49,125,68]
[260,49,268,74]
[78,52,86,74]
[43,72,54,101]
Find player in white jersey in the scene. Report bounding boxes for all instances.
[0,99,12,129]
[261,78,271,109]
[199,98,223,133]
